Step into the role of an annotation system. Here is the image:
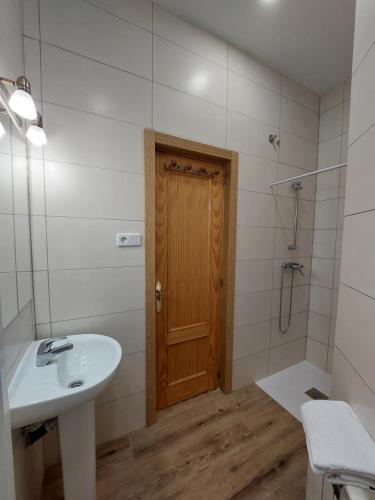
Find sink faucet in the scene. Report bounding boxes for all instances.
[36,337,73,367]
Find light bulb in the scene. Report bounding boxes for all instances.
[0,121,6,138]
[8,76,37,120]
[9,89,37,120]
[26,124,47,146]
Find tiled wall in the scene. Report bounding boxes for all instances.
[306,81,350,373]
[0,0,35,382]
[23,0,320,443]
[0,1,44,498]
[332,0,375,439]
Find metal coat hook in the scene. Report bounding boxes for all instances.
[268,134,280,148]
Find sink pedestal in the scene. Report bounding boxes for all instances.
[59,401,96,500]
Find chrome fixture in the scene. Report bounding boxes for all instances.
[288,180,303,251]
[270,162,347,188]
[279,262,304,334]
[36,337,73,367]
[268,133,280,148]
[0,75,47,144]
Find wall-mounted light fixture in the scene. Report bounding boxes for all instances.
[0,75,47,146]
[0,121,5,138]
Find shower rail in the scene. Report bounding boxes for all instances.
[270,162,347,188]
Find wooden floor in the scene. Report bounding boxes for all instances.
[42,384,308,499]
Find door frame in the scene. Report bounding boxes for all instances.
[144,130,238,425]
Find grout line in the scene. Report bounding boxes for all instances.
[351,40,375,79]
[37,306,145,325]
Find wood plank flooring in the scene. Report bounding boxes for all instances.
[41,384,308,499]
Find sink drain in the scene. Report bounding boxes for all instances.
[68,379,84,389]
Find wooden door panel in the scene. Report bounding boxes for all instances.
[156,152,224,410]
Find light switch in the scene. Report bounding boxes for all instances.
[116,233,142,247]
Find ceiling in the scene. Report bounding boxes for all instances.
[155,0,356,95]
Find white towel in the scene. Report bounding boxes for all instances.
[301,400,375,488]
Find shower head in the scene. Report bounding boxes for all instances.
[291,180,303,191]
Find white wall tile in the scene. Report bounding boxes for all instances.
[228,46,280,93]
[33,271,50,324]
[274,228,313,259]
[352,0,375,71]
[281,98,319,142]
[268,338,306,375]
[0,273,18,329]
[281,76,319,113]
[228,72,280,126]
[42,44,152,126]
[40,0,152,78]
[14,215,32,272]
[235,260,273,294]
[345,122,375,216]
[29,159,45,216]
[270,311,308,347]
[272,285,310,318]
[236,226,275,261]
[47,217,144,269]
[96,391,146,444]
[227,111,278,161]
[311,257,334,288]
[12,157,29,215]
[30,216,48,271]
[316,169,339,201]
[234,291,272,327]
[51,308,145,354]
[0,155,13,214]
[233,321,270,360]
[85,0,152,31]
[96,351,145,404]
[237,191,275,228]
[45,162,144,220]
[306,338,328,371]
[0,116,11,155]
[153,36,227,107]
[317,136,341,170]
[312,230,337,259]
[24,36,41,102]
[49,266,145,321]
[319,105,343,142]
[153,84,226,147]
[279,130,317,171]
[153,4,227,67]
[238,154,277,195]
[308,311,330,344]
[309,285,332,317]
[17,272,33,310]
[276,197,315,229]
[342,100,351,133]
[314,199,338,230]
[320,83,344,113]
[43,104,144,173]
[341,211,375,298]
[0,215,16,272]
[232,350,269,390]
[22,0,40,39]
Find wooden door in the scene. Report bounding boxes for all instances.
[155,151,225,410]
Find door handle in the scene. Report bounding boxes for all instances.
[155,281,171,313]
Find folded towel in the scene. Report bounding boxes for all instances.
[301,400,375,486]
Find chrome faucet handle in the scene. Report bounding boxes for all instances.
[38,337,69,353]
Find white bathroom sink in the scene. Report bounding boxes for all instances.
[8,334,122,429]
